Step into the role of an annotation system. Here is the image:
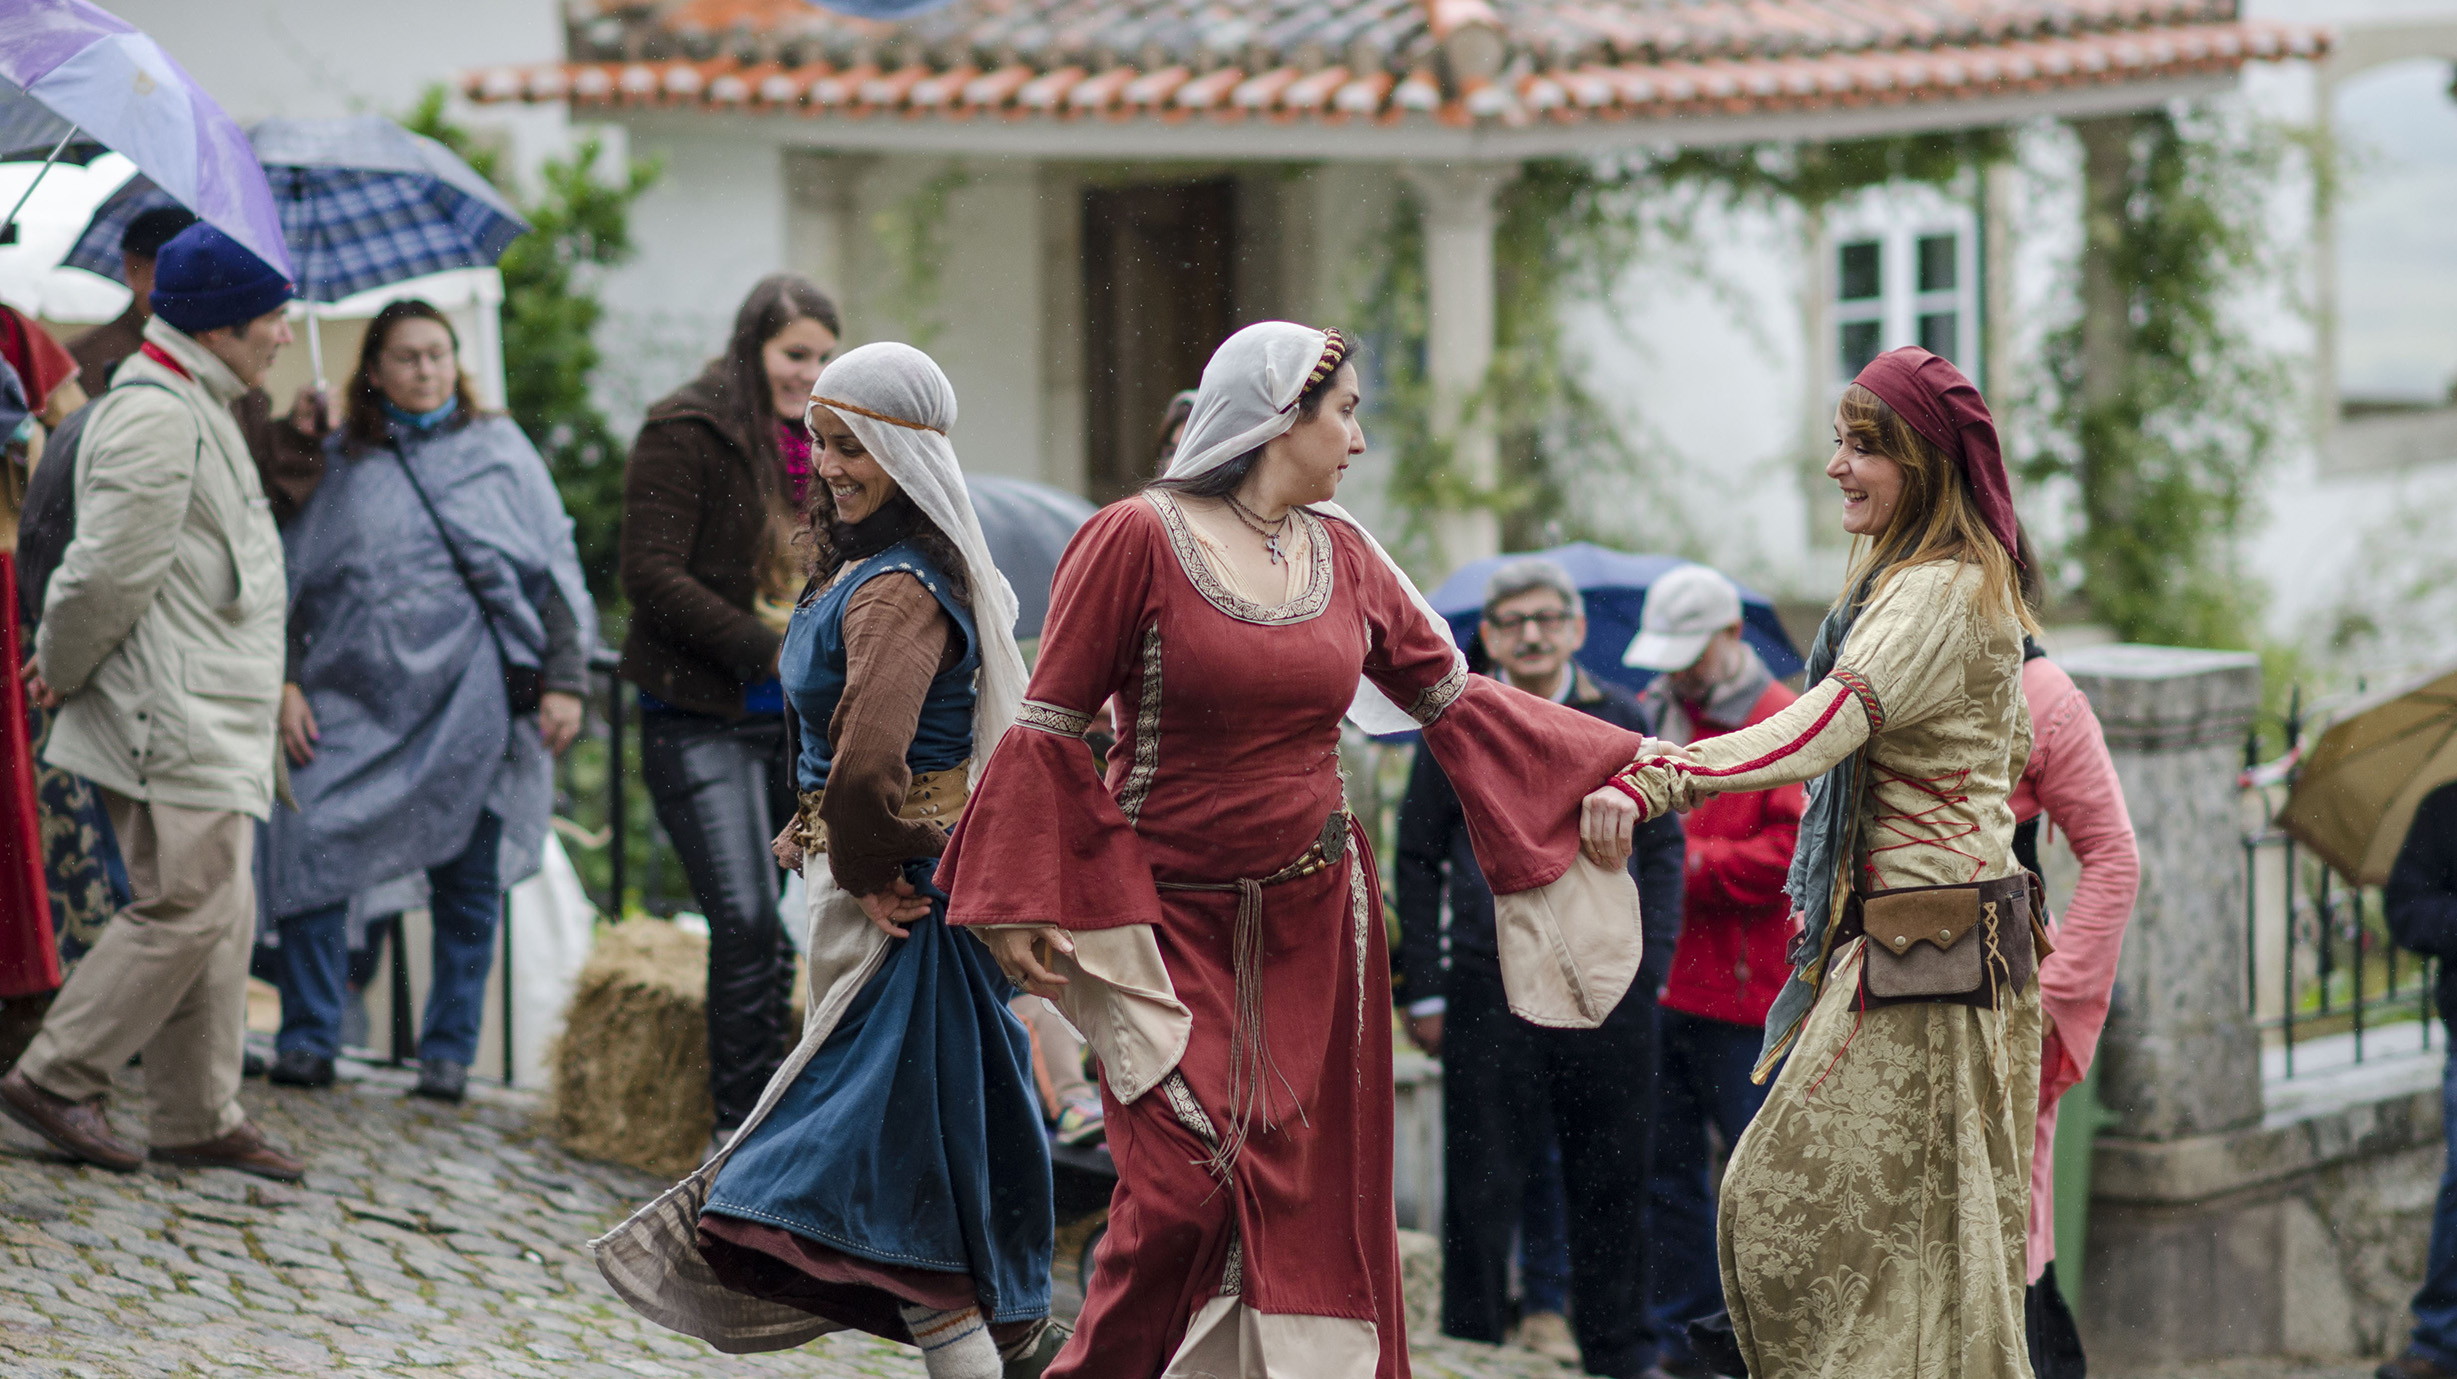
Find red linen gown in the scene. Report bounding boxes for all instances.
[938,494,1646,1379]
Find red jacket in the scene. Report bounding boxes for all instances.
[1657,679,1805,1027]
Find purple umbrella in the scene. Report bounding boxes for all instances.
[0,0,287,276]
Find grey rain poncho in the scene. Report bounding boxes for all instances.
[262,413,594,921]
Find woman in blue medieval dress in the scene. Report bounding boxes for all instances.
[589,342,1057,1379]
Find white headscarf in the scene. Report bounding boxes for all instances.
[1165,321,1462,736]
[807,343,1027,776]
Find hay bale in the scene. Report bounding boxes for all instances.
[548,917,808,1180]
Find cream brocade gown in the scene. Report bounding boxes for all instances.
[1621,560,2039,1379]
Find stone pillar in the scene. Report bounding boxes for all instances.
[2065,644,2271,1364]
[2063,643,2265,1141]
[1400,163,1517,571]
[782,151,871,306]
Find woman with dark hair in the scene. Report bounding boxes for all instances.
[266,299,595,1102]
[594,342,1058,1379]
[935,322,1659,1379]
[1150,388,1195,472]
[1604,347,2045,1377]
[619,274,840,1145]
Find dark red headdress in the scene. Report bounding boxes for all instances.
[1851,346,2023,567]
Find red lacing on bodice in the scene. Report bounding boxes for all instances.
[1863,763,1987,887]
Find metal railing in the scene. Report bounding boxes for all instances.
[2242,693,2437,1079]
[384,645,639,1082]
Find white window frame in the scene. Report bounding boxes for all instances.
[1826,192,1982,389]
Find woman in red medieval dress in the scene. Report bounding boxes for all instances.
[935,321,1662,1379]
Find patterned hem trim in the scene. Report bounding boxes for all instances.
[1408,659,1469,727]
[1145,491,1334,626]
[1829,665,1886,732]
[1016,699,1092,737]
[1161,1070,1219,1147]
[1348,837,1371,1050]
[1117,626,1164,826]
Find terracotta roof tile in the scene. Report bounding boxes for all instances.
[477,0,2325,127]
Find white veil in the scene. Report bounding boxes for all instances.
[807,342,1026,776]
[1164,321,1462,736]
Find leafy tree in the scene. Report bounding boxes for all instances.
[405,86,659,615]
[406,88,670,914]
[2025,108,2295,648]
[1359,133,2003,572]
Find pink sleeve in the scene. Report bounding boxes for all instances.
[2023,660,2141,1099]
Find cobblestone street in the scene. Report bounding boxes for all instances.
[0,1057,1581,1379]
[0,1057,2395,1379]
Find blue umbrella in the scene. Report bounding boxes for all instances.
[67,116,528,299]
[970,475,1097,642]
[65,115,529,387]
[1425,543,1804,697]
[0,0,287,273]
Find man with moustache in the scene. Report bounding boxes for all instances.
[1395,557,1687,1379]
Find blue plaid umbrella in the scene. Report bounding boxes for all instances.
[66,114,527,300]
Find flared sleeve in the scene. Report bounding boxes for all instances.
[1334,515,1656,1028]
[937,500,1165,932]
[1611,562,1979,819]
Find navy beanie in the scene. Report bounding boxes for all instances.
[149,224,292,335]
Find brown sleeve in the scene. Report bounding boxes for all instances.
[229,388,328,525]
[618,417,784,683]
[820,572,957,896]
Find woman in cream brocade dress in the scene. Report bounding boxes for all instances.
[1614,346,2042,1379]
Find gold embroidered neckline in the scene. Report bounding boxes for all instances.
[1145,491,1333,626]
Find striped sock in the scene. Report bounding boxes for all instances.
[899,1302,1000,1379]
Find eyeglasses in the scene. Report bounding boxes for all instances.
[382,346,455,370]
[1485,610,1574,633]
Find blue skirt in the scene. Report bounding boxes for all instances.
[702,859,1053,1324]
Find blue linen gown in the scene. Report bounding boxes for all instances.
[699,537,1053,1330]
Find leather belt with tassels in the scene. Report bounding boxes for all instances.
[1155,808,1352,1182]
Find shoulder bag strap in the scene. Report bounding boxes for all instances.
[390,439,522,675]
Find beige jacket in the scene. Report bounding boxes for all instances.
[39,318,287,819]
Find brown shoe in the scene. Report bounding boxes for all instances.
[0,1067,143,1172]
[148,1119,305,1183]
[2379,1353,2457,1379]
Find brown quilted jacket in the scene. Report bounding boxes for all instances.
[617,369,787,719]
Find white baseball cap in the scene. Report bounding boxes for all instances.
[1623,563,1744,671]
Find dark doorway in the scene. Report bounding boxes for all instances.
[1082,180,1237,502]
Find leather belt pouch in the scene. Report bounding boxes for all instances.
[1846,872,2053,1010]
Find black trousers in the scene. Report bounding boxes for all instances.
[2026,1261,2086,1379]
[1441,966,1662,1378]
[640,711,798,1131]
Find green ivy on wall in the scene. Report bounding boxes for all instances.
[2024,107,2302,649]
[1354,133,2003,576]
[1355,114,2297,656]
[871,162,971,351]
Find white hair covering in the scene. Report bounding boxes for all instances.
[1164,321,1462,736]
[807,342,1026,776]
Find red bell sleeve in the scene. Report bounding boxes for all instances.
[1334,519,1647,895]
[938,501,1168,932]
